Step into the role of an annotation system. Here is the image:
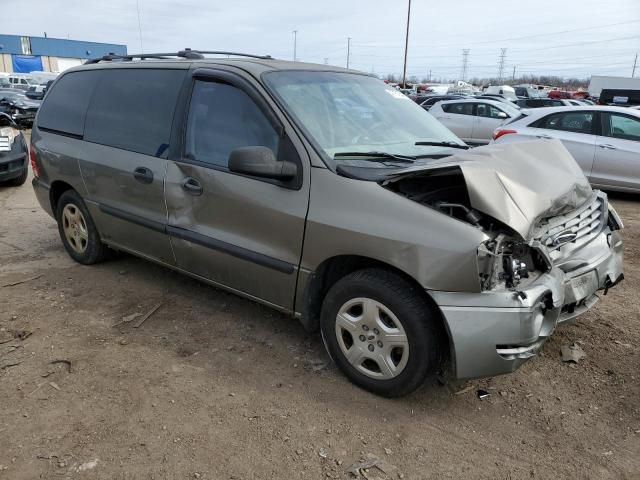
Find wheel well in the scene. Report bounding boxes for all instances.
[300,256,452,362]
[49,181,74,215]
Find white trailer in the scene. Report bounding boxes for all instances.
[588,75,640,97]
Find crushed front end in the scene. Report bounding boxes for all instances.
[383,141,624,379]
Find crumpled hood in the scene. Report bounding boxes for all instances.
[388,140,593,239]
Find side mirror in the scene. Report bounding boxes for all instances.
[228,146,297,180]
[497,111,508,119]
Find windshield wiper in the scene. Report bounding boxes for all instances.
[414,141,469,149]
[333,151,415,163]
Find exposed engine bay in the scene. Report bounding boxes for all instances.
[382,166,551,292]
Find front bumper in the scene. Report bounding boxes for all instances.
[431,228,624,380]
[0,153,27,181]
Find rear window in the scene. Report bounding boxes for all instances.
[441,102,474,115]
[37,71,99,136]
[84,69,186,157]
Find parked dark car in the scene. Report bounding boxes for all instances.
[598,89,640,107]
[0,89,41,126]
[420,95,465,110]
[0,112,28,186]
[515,98,570,108]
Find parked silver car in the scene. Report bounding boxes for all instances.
[492,106,640,192]
[429,98,521,145]
[30,52,624,397]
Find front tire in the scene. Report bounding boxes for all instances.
[320,268,440,397]
[56,190,110,264]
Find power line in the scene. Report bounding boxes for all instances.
[350,19,640,50]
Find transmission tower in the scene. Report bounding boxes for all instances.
[497,48,507,82]
[460,49,470,82]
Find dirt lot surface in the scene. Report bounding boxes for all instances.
[1,170,639,479]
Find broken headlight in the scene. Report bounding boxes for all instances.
[478,234,542,291]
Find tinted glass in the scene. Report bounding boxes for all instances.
[604,113,640,141]
[477,103,506,118]
[185,81,279,168]
[84,69,185,157]
[37,71,99,136]
[442,103,474,115]
[536,112,593,134]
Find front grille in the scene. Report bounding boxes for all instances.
[0,137,9,152]
[534,193,606,258]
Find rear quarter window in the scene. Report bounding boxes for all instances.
[84,69,186,157]
[37,71,100,136]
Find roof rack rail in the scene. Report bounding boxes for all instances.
[85,48,272,64]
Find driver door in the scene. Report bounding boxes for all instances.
[164,67,310,310]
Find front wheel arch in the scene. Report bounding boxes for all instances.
[300,255,453,369]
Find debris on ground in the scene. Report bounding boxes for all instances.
[346,453,398,477]
[77,459,99,471]
[614,340,632,348]
[318,447,328,458]
[454,384,474,395]
[49,382,60,391]
[561,343,586,363]
[9,330,32,341]
[1,274,42,288]
[49,359,72,373]
[477,389,491,400]
[112,312,143,328]
[133,303,162,328]
[0,361,21,370]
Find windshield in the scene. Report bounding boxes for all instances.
[263,71,463,167]
[496,102,521,117]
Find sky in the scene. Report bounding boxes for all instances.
[1,0,639,80]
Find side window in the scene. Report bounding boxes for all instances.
[37,71,100,136]
[603,113,640,142]
[84,69,186,157]
[442,103,474,115]
[477,103,505,119]
[185,80,279,168]
[534,112,593,134]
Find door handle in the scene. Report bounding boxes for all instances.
[536,134,552,139]
[133,166,154,184]
[181,177,203,196]
[598,143,617,150]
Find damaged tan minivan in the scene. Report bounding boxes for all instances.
[30,51,624,397]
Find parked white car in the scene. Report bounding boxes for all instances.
[491,106,640,192]
[429,99,521,145]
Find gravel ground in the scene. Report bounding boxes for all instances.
[0,169,638,480]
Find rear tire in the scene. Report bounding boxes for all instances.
[56,190,110,265]
[320,268,440,397]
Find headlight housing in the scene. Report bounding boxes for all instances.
[608,204,623,231]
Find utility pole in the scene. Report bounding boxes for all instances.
[512,65,516,81]
[136,0,144,53]
[323,57,328,65]
[292,30,297,62]
[460,49,470,82]
[497,48,507,82]
[346,37,351,69]
[429,69,432,82]
[633,53,638,77]
[401,0,412,88]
